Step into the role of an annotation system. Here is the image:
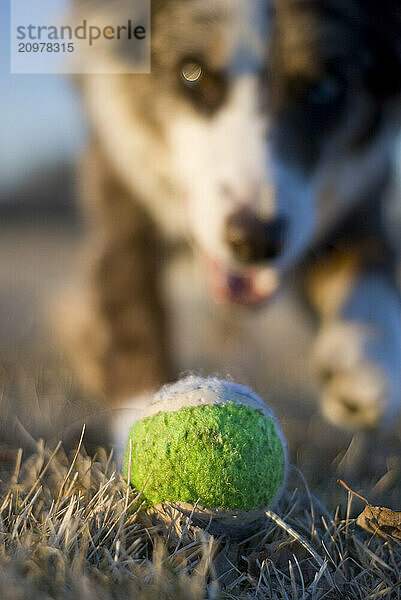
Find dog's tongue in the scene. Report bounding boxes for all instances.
[203,256,279,306]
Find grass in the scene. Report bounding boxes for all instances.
[0,433,400,600]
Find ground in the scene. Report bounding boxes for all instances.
[0,436,400,599]
[0,168,400,598]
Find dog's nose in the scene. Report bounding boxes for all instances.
[225,208,287,263]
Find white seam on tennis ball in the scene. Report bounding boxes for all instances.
[142,388,273,419]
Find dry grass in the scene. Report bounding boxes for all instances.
[0,435,400,600]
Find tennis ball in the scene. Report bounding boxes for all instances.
[123,376,288,535]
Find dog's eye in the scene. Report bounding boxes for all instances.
[180,59,227,112]
[181,61,203,84]
[308,77,342,105]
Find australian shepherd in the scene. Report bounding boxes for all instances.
[68,0,401,437]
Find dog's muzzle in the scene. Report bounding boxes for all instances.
[199,207,285,306]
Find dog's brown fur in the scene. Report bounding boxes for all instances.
[71,143,172,402]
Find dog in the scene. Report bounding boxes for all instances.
[68,0,401,436]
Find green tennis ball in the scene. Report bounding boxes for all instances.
[123,376,288,534]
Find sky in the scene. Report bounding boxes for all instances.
[0,0,86,190]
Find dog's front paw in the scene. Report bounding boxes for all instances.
[313,322,395,429]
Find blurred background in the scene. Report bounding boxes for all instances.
[1,0,401,510]
[0,0,97,452]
